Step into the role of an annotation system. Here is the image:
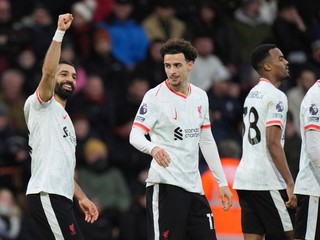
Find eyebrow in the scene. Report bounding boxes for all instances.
[60,70,77,78]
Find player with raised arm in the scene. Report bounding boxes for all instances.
[24,13,98,240]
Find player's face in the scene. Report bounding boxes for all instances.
[54,64,76,100]
[268,48,290,80]
[163,53,193,88]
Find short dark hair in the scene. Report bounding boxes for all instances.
[59,59,75,68]
[250,44,277,72]
[160,39,198,62]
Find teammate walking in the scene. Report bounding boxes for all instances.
[233,44,297,240]
[129,38,233,240]
[294,79,320,239]
[24,13,98,239]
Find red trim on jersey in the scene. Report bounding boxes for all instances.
[266,120,283,128]
[35,88,43,104]
[133,122,150,133]
[164,80,191,98]
[201,124,211,129]
[305,124,320,131]
[260,78,270,83]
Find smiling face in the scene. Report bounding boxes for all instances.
[54,63,76,100]
[163,53,193,91]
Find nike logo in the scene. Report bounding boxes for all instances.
[63,114,67,120]
[173,108,177,120]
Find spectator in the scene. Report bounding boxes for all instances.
[287,67,316,136]
[92,0,113,23]
[112,74,151,176]
[259,0,278,25]
[135,39,167,88]
[121,168,148,240]
[76,138,131,240]
[0,188,22,239]
[0,102,30,194]
[231,0,273,85]
[67,0,97,61]
[0,103,13,164]
[66,73,116,139]
[273,0,313,85]
[99,0,149,69]
[61,42,87,95]
[0,69,27,136]
[142,0,186,41]
[189,34,231,92]
[186,1,239,77]
[207,78,243,144]
[84,28,128,94]
[306,39,320,78]
[0,135,30,194]
[273,0,312,62]
[22,4,55,60]
[12,47,40,96]
[72,112,99,168]
[0,0,28,74]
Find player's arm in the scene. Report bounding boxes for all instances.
[266,125,297,208]
[305,130,320,175]
[38,13,73,102]
[199,128,233,211]
[74,179,99,223]
[129,127,171,167]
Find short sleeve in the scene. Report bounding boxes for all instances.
[303,101,320,132]
[266,93,287,129]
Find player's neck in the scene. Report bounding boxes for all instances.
[261,76,281,88]
[168,81,189,96]
[54,94,67,108]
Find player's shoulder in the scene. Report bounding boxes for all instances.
[190,83,207,97]
[305,81,319,96]
[24,92,36,107]
[146,82,166,96]
[302,82,320,105]
[259,81,286,99]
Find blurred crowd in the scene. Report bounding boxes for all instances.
[0,0,319,239]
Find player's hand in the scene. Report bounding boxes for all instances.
[78,197,99,223]
[151,146,171,167]
[285,183,297,208]
[219,186,233,211]
[57,13,73,31]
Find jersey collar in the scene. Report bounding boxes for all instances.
[164,80,191,99]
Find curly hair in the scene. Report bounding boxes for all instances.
[160,38,198,62]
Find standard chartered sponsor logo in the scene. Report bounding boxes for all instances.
[174,127,183,140]
[185,128,200,138]
[173,127,200,140]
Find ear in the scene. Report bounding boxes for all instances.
[263,62,272,72]
[187,60,194,71]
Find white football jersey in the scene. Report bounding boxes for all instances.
[132,81,213,194]
[24,90,77,200]
[233,78,287,190]
[294,81,320,197]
